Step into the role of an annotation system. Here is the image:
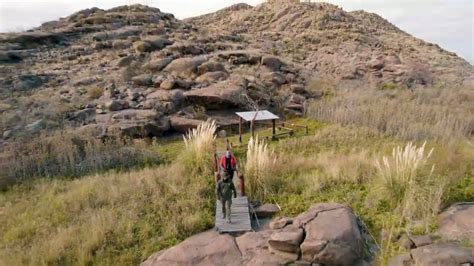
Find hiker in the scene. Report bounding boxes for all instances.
[220,150,237,179]
[216,172,237,223]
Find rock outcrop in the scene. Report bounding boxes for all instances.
[388,203,474,266]
[141,231,242,266]
[388,243,474,266]
[1,2,472,142]
[437,203,474,242]
[142,203,367,265]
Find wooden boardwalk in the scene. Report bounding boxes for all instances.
[215,196,252,233]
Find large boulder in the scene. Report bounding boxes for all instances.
[184,82,244,109]
[293,203,345,228]
[298,204,363,265]
[387,253,412,266]
[410,235,433,248]
[438,203,474,242]
[169,115,203,133]
[147,89,184,104]
[410,243,474,266]
[69,108,96,124]
[237,231,293,265]
[117,118,170,138]
[105,100,128,111]
[255,203,280,218]
[133,37,172,53]
[197,61,227,75]
[167,42,204,55]
[270,217,293,230]
[261,55,285,71]
[196,71,229,83]
[261,72,287,85]
[141,203,370,266]
[268,226,304,253]
[132,74,153,86]
[164,56,208,79]
[96,109,169,138]
[141,230,242,266]
[217,50,261,65]
[160,77,176,90]
[144,57,173,72]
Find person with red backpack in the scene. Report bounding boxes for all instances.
[220,150,237,179]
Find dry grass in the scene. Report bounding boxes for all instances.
[244,137,276,201]
[0,129,160,190]
[87,86,104,99]
[0,164,213,265]
[0,121,218,265]
[373,142,446,260]
[374,142,443,225]
[181,119,217,177]
[252,124,471,263]
[308,85,474,142]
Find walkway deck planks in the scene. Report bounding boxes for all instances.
[215,196,252,233]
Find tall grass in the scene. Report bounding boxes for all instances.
[373,141,443,225]
[181,119,217,177]
[0,130,160,190]
[0,165,214,265]
[0,121,218,265]
[374,142,433,207]
[245,137,276,202]
[373,141,446,261]
[308,85,473,142]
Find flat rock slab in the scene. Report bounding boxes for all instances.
[141,230,242,266]
[411,243,474,266]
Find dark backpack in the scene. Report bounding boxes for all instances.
[220,180,234,199]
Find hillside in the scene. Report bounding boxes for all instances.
[188,2,473,87]
[0,2,473,266]
[1,2,473,146]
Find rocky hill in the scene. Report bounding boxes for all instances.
[0,2,472,144]
[189,2,473,87]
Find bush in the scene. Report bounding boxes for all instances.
[87,86,104,99]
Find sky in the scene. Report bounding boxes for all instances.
[0,0,472,64]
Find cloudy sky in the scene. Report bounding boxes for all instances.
[1,0,472,64]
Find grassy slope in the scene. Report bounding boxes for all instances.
[0,118,472,265]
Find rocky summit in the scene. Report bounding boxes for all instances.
[1,2,472,143]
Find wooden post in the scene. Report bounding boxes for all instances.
[238,172,246,196]
[272,119,276,140]
[239,117,243,143]
[214,153,221,183]
[251,120,255,140]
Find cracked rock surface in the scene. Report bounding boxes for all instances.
[141,203,367,266]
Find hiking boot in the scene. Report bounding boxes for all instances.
[222,213,226,219]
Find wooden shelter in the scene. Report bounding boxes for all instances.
[236,110,279,142]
